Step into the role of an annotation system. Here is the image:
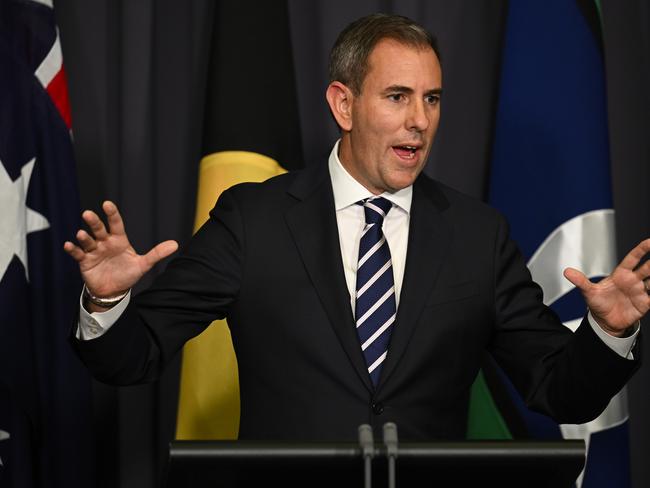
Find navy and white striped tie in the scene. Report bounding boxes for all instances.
[355,197,396,386]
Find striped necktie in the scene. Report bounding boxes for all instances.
[355,197,396,386]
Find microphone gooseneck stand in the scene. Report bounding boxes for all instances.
[383,423,398,488]
[358,424,375,488]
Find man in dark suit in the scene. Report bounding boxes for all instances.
[65,14,647,442]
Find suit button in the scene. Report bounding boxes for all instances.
[372,402,384,415]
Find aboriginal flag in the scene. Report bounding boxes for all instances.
[175,0,303,440]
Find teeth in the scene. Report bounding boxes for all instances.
[395,145,417,158]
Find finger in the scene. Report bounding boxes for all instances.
[82,209,108,240]
[63,241,86,262]
[103,200,126,236]
[141,240,179,272]
[619,237,650,270]
[635,259,650,280]
[563,267,593,293]
[76,229,97,252]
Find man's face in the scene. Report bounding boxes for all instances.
[337,38,442,194]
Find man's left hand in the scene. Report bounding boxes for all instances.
[564,238,650,337]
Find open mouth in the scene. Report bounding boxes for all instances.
[393,145,419,160]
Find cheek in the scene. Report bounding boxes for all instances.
[358,123,391,157]
[363,104,401,133]
[428,109,441,133]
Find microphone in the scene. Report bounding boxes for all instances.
[383,422,398,488]
[358,424,374,488]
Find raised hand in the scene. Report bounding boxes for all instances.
[564,239,650,337]
[63,201,178,300]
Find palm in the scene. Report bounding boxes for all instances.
[64,201,178,298]
[78,238,144,297]
[564,238,650,335]
[583,270,647,330]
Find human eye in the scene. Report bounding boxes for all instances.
[387,93,405,102]
[425,94,440,105]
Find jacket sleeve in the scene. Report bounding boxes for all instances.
[71,188,245,385]
[488,214,641,424]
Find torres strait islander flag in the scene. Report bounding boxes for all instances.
[488,0,631,487]
[0,0,93,487]
[175,0,303,440]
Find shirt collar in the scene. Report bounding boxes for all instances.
[328,139,413,214]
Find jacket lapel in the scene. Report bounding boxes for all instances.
[377,175,452,391]
[284,165,374,393]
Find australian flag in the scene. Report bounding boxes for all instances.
[489,0,631,487]
[0,0,93,486]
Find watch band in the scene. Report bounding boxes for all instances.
[83,284,129,308]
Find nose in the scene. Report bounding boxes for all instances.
[406,98,430,132]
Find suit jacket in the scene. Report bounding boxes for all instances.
[73,162,640,441]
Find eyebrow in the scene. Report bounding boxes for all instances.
[382,85,443,97]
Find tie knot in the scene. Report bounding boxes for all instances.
[361,197,392,225]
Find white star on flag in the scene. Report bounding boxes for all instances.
[0,157,50,283]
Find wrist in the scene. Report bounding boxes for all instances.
[83,284,129,310]
[589,310,635,338]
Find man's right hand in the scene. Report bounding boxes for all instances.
[63,201,179,311]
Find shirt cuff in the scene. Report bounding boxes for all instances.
[76,289,131,340]
[587,310,639,360]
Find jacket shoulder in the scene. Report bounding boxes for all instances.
[415,173,506,225]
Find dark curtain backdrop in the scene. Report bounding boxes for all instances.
[52,1,649,487]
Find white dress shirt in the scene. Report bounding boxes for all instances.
[328,139,411,312]
[78,141,638,359]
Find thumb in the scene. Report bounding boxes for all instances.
[141,240,179,272]
[563,267,593,293]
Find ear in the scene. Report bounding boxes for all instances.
[325,81,354,132]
